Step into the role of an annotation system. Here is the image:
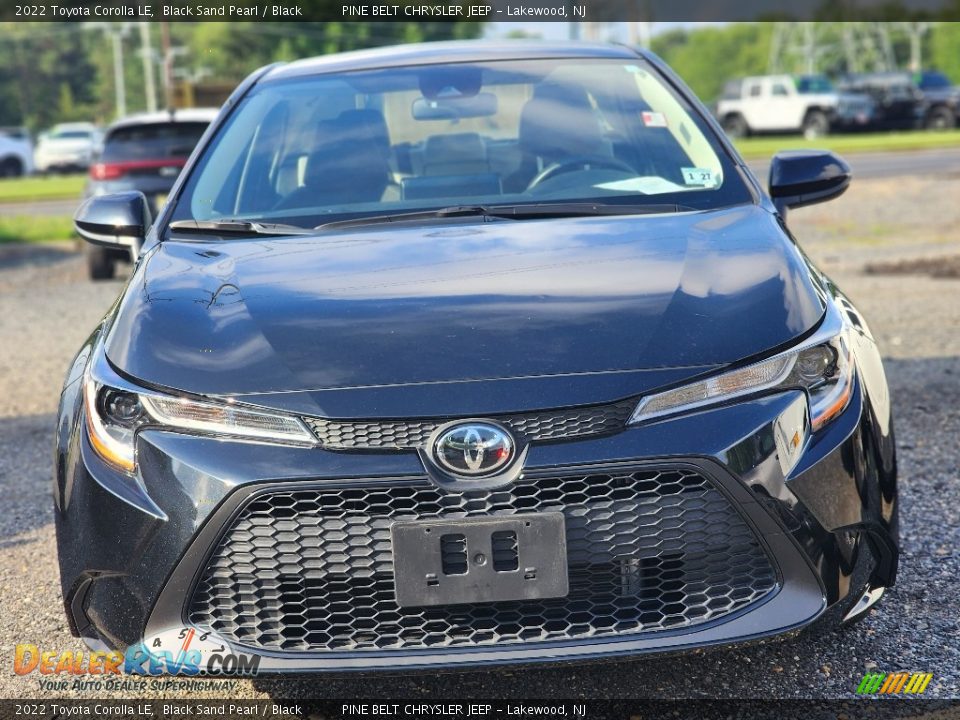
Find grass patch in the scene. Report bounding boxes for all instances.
[0,215,75,244]
[0,174,85,203]
[734,130,960,160]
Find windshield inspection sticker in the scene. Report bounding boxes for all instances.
[642,111,668,128]
[681,167,715,186]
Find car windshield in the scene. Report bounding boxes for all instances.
[917,72,951,90]
[795,75,834,94]
[50,130,92,140]
[102,122,209,162]
[170,57,750,230]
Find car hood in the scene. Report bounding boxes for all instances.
[836,91,874,105]
[106,205,824,417]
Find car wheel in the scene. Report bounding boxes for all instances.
[0,157,24,178]
[86,244,117,281]
[803,111,830,140]
[722,114,749,138]
[925,106,955,130]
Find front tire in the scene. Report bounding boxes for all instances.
[925,106,955,131]
[721,114,749,138]
[803,110,830,140]
[0,157,24,177]
[85,245,116,281]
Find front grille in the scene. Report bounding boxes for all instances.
[189,468,777,653]
[303,399,636,450]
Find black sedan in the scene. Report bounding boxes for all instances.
[57,41,898,673]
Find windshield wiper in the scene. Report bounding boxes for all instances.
[314,205,498,232]
[168,220,313,237]
[314,202,694,233]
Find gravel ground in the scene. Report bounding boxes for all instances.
[0,174,958,704]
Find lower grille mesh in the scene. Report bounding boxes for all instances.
[188,468,777,652]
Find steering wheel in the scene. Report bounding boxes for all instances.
[526,155,636,191]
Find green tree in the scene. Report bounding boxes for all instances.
[185,20,483,84]
[0,22,99,129]
[0,20,485,130]
[930,21,960,82]
[652,23,774,103]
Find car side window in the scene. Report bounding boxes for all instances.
[771,83,789,97]
[747,83,763,98]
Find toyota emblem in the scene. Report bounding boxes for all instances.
[432,422,514,477]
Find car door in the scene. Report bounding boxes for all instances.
[757,78,802,131]
[740,79,768,130]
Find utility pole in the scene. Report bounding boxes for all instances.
[84,23,130,119]
[139,22,157,113]
[161,21,173,109]
[109,24,129,118]
[628,22,652,49]
[770,22,824,75]
[900,22,931,72]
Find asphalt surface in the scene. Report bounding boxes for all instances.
[0,170,958,704]
[746,146,960,182]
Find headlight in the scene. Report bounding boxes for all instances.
[629,333,854,431]
[83,369,314,473]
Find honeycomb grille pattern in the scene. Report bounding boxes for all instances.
[303,400,636,449]
[188,468,777,653]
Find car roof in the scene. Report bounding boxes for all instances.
[264,40,640,81]
[106,108,220,132]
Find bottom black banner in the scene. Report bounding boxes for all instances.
[1,699,957,720]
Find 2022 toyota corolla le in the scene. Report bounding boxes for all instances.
[56,41,898,672]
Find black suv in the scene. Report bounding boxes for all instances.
[83,108,217,279]
[839,70,959,131]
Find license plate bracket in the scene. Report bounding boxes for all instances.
[392,513,568,608]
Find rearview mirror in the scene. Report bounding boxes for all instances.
[412,92,498,121]
[768,150,851,216]
[74,191,151,260]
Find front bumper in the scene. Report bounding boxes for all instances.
[55,376,898,671]
[829,111,875,131]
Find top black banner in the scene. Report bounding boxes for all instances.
[2,0,959,22]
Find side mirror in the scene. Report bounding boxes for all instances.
[768,150,851,216]
[74,191,151,260]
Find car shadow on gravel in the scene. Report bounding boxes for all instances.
[0,242,77,271]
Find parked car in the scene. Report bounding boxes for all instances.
[908,70,959,129]
[839,70,960,130]
[717,74,875,138]
[837,72,919,131]
[0,126,34,177]
[34,122,100,174]
[59,42,898,673]
[83,108,218,280]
